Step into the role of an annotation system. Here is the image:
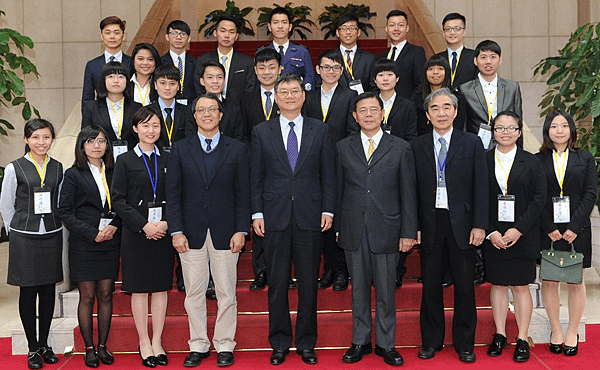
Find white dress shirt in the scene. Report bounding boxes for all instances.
[360,128,383,159]
[494,145,517,195]
[478,73,499,119]
[106,97,123,139]
[131,74,151,106]
[321,83,338,119]
[388,40,407,61]
[273,40,290,55]
[433,127,453,210]
[88,161,107,207]
[104,50,123,63]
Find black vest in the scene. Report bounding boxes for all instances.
[203,143,220,183]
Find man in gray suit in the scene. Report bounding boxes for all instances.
[336,91,418,366]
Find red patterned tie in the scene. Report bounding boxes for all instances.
[345,50,353,78]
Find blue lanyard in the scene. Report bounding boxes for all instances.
[435,144,448,183]
[139,145,158,202]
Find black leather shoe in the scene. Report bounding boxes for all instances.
[297,349,317,364]
[549,342,563,354]
[177,279,186,292]
[417,276,423,283]
[418,346,441,359]
[332,272,349,291]
[395,276,403,288]
[342,343,372,363]
[457,350,476,362]
[138,347,156,368]
[217,351,234,366]
[288,279,297,289]
[250,271,267,290]
[442,281,453,288]
[317,270,336,289]
[474,264,485,285]
[513,338,530,362]
[39,346,59,364]
[564,334,579,356]
[183,351,210,367]
[487,333,507,357]
[28,351,43,369]
[155,353,168,366]
[374,345,404,365]
[84,346,99,368]
[97,344,114,365]
[270,349,289,365]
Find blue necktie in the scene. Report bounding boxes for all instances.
[438,137,448,186]
[287,122,298,171]
[451,51,457,73]
[108,55,115,63]
[205,138,213,152]
[264,91,272,117]
[279,45,284,58]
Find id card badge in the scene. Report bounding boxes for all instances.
[348,79,364,94]
[553,196,570,223]
[162,146,171,154]
[147,202,162,223]
[498,194,515,222]
[381,123,392,135]
[176,99,188,105]
[112,140,128,159]
[99,212,116,231]
[33,187,51,214]
[435,186,448,208]
[478,123,493,150]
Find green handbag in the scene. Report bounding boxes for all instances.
[539,242,584,284]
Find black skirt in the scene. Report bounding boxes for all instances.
[485,257,536,286]
[7,230,63,287]
[69,241,120,282]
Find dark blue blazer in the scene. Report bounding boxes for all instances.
[166,134,250,249]
[161,52,197,102]
[265,42,315,91]
[81,54,132,114]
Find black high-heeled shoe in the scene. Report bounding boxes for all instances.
[549,332,563,354]
[97,344,114,365]
[564,334,579,356]
[138,346,157,368]
[84,346,99,368]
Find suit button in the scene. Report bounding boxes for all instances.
[367,170,371,174]
[205,205,208,209]
[292,177,295,180]
[367,190,371,194]
[206,186,210,190]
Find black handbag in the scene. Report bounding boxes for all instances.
[539,242,584,284]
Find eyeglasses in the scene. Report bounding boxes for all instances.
[277,89,302,96]
[357,107,382,115]
[493,126,519,133]
[339,25,358,32]
[195,106,219,114]
[319,65,343,72]
[85,138,107,145]
[443,26,465,33]
[168,31,188,37]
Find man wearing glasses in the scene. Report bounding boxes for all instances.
[250,73,335,365]
[335,13,375,94]
[161,20,197,106]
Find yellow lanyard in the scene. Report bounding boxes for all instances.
[382,97,394,124]
[343,51,354,78]
[109,98,124,139]
[554,151,568,196]
[261,94,273,120]
[218,49,232,75]
[99,165,112,211]
[135,82,150,106]
[449,48,463,84]
[484,90,498,124]
[29,153,48,187]
[164,115,174,146]
[173,60,185,94]
[494,149,513,195]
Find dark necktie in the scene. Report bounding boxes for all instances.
[345,50,353,78]
[164,107,173,130]
[287,121,298,171]
[108,55,115,63]
[451,51,458,73]
[279,45,284,58]
[264,91,272,117]
[177,56,184,81]
[390,46,397,61]
[205,138,213,152]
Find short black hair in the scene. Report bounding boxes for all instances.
[23,118,55,154]
[274,73,304,92]
[317,49,343,66]
[373,58,398,77]
[96,61,132,100]
[442,13,466,28]
[215,14,241,33]
[154,64,180,82]
[353,91,383,111]
[132,106,161,128]
[422,55,451,99]
[336,13,359,29]
[539,110,578,153]
[386,10,408,22]
[269,7,291,23]
[100,16,125,32]
[491,110,522,131]
[74,125,114,171]
[166,20,190,35]
[202,60,226,76]
[255,47,281,66]
[475,39,502,57]
[192,93,225,114]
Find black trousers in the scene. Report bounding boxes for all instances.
[251,233,266,276]
[321,227,348,274]
[420,209,476,352]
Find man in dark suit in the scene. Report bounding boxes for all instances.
[335,13,375,94]
[337,92,417,366]
[375,10,426,103]
[82,16,131,114]
[250,74,335,365]
[304,49,357,291]
[161,20,197,106]
[193,15,255,106]
[434,13,477,89]
[166,94,250,368]
[150,65,187,152]
[412,88,488,363]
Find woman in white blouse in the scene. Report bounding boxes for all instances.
[129,43,162,106]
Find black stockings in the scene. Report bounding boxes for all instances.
[19,284,55,352]
[77,279,114,347]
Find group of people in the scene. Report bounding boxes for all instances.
[0,6,596,370]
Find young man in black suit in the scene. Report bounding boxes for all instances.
[335,13,375,94]
[434,13,477,89]
[161,20,196,106]
[375,10,426,103]
[81,16,130,114]
[151,65,187,152]
[304,50,358,291]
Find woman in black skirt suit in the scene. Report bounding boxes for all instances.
[483,111,546,362]
[536,110,597,356]
[0,119,63,369]
[58,125,120,367]
[111,106,173,367]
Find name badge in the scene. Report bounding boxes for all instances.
[176,99,188,105]
[99,212,115,231]
[436,186,448,209]
[498,194,515,222]
[349,79,364,94]
[162,146,171,154]
[147,202,162,223]
[113,140,128,159]
[478,123,492,150]
[553,196,570,223]
[33,187,51,214]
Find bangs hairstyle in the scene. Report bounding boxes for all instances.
[23,118,55,154]
[475,39,501,57]
[215,14,241,33]
[100,16,126,32]
[274,73,304,92]
[255,47,281,66]
[386,10,408,22]
[442,12,466,27]
[353,91,383,111]
[317,49,343,66]
[422,55,451,99]
[192,93,225,113]
[336,13,359,29]
[166,19,190,35]
[373,58,398,77]
[74,125,114,170]
[130,43,162,74]
[269,7,291,23]
[151,64,180,102]
[96,61,132,100]
[132,105,161,129]
[539,110,578,153]
[491,110,522,131]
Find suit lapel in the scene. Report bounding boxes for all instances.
[207,138,230,186]
[563,149,577,185]
[187,135,209,186]
[313,92,324,121]
[421,133,436,170]
[368,133,393,167]
[81,168,104,209]
[349,134,368,167]
[497,78,506,112]
[507,147,526,191]
[397,42,410,61]
[98,100,117,141]
[295,119,315,172]
[472,81,488,116]
[326,88,342,123]
[542,151,561,189]
[387,95,402,122]
[268,119,293,174]
[446,129,463,164]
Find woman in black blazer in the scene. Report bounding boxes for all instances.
[59,126,120,367]
[536,110,597,356]
[483,111,546,362]
[82,61,143,153]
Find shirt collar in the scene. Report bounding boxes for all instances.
[105,97,122,108]
[104,50,123,63]
[273,40,290,54]
[217,48,233,59]
[495,144,517,160]
[447,45,463,57]
[260,85,275,97]
[391,40,407,50]
[361,128,383,146]
[130,73,150,88]
[340,44,358,55]
[279,114,303,130]
[158,97,176,113]
[134,144,161,157]
[87,160,105,173]
[197,131,221,152]
[321,83,338,97]
[379,91,396,105]
[433,127,453,145]
[169,50,186,62]
[478,73,498,88]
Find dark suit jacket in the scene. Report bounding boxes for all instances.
[484,147,546,261]
[336,48,375,93]
[82,54,132,114]
[148,101,187,149]
[459,77,523,135]
[240,88,279,146]
[166,134,250,249]
[193,50,255,105]
[58,165,121,247]
[250,116,335,231]
[265,42,315,91]
[375,42,426,101]
[412,129,488,251]
[161,52,197,102]
[384,94,418,141]
[435,48,478,89]
[81,99,142,150]
[183,97,244,142]
[303,86,358,145]
[336,132,418,252]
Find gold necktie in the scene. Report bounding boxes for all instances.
[367,138,375,163]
